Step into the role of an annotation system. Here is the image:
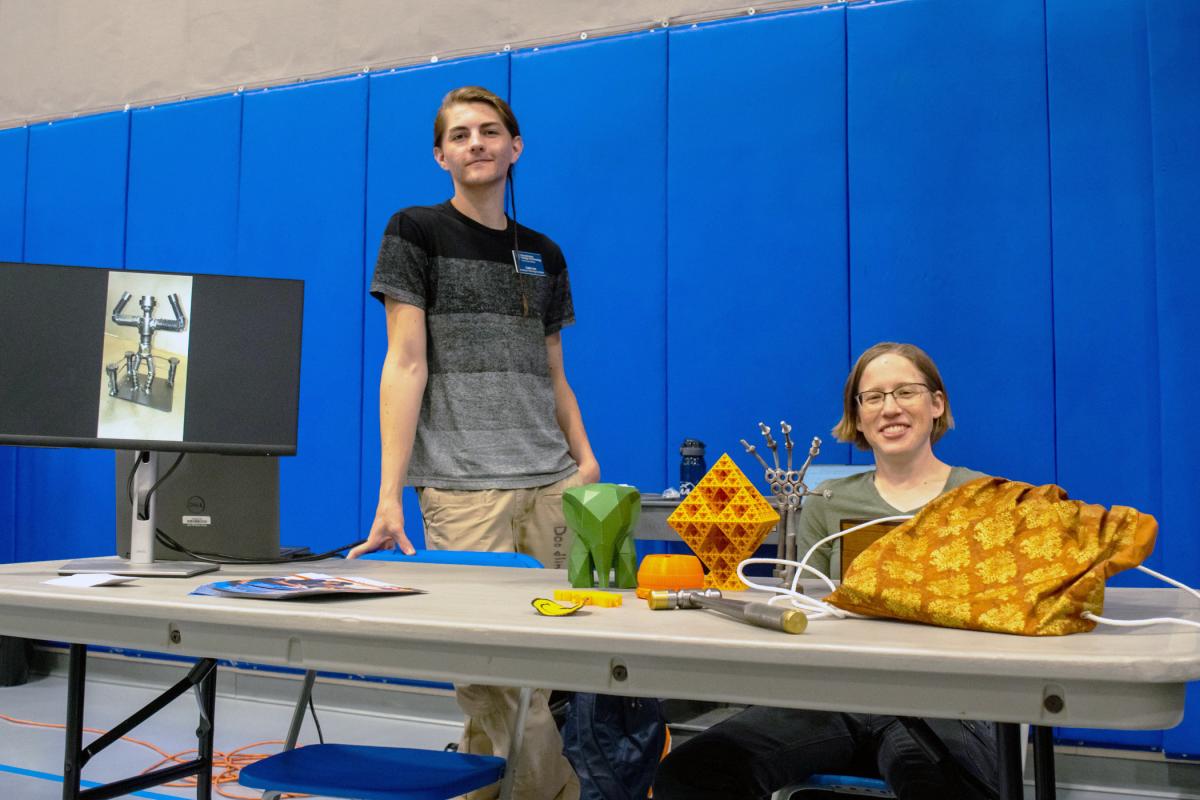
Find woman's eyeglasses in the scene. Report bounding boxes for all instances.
[855,383,931,410]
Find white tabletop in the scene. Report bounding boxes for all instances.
[1,558,1198,730]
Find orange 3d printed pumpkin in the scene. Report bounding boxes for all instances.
[667,454,780,590]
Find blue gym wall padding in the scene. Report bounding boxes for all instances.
[25,112,129,268]
[512,31,668,492]
[0,448,13,563]
[238,75,369,553]
[0,126,26,261]
[361,55,510,548]
[846,0,1055,485]
[18,112,130,561]
[1148,0,1200,760]
[126,94,243,273]
[14,449,117,562]
[667,7,851,484]
[1047,0,1161,525]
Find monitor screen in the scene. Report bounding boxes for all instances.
[0,262,303,456]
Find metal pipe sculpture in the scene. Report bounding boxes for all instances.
[106,292,187,412]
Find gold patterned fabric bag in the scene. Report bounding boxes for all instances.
[825,478,1158,636]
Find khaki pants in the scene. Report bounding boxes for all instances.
[420,471,583,800]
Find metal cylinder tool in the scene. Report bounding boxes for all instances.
[647,588,807,634]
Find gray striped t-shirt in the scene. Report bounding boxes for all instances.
[370,201,577,490]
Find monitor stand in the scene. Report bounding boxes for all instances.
[60,451,218,577]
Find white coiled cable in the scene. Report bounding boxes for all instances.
[1083,565,1200,630]
[737,515,914,621]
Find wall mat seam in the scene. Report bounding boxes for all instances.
[1041,0,1060,487]
[0,126,29,260]
[357,76,372,531]
[841,3,852,387]
[662,28,672,486]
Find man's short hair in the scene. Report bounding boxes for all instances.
[832,341,955,450]
[433,86,521,148]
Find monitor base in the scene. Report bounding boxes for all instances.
[58,557,217,578]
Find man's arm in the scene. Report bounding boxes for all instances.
[348,299,427,558]
[545,331,600,484]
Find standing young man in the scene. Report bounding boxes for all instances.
[349,86,598,800]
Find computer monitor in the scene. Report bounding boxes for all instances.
[0,262,304,576]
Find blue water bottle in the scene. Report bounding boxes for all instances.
[679,439,706,494]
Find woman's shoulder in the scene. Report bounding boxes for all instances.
[947,466,990,487]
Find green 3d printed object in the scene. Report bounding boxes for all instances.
[563,483,640,589]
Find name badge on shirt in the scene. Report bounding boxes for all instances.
[513,250,546,277]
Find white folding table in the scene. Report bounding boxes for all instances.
[1,558,1197,799]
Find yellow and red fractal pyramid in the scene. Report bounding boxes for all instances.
[667,453,779,590]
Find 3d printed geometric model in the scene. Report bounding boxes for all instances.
[563,483,640,589]
[667,454,780,590]
[105,292,187,413]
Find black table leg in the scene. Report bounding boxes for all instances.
[195,659,217,799]
[996,722,1024,800]
[58,646,218,800]
[62,644,87,800]
[1032,725,1057,800]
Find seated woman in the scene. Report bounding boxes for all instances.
[653,341,999,800]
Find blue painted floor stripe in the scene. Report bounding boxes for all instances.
[0,761,183,799]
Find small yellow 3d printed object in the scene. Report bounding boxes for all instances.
[554,588,623,607]
[667,453,780,590]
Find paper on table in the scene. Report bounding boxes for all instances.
[297,572,395,587]
[44,573,137,588]
[195,573,424,600]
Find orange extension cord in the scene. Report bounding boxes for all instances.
[0,711,307,799]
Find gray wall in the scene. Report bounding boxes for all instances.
[0,0,810,128]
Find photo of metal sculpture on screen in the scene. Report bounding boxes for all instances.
[96,272,194,443]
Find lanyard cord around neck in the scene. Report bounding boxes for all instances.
[508,166,520,255]
[508,167,529,317]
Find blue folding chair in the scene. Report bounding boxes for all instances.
[773,723,1029,798]
[239,549,542,800]
[773,775,894,798]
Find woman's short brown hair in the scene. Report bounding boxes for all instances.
[433,86,520,148]
[832,342,955,451]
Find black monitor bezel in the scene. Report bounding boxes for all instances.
[0,261,304,457]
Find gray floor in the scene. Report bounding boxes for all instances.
[2,652,1200,799]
